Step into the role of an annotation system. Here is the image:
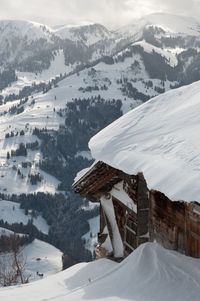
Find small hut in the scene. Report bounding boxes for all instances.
[73,83,200,260]
[73,161,200,259]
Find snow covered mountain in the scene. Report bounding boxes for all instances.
[1,13,200,94]
[0,20,55,70]
[54,23,115,46]
[0,20,117,73]
[119,13,200,39]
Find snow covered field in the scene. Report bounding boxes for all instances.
[22,239,63,282]
[0,222,62,283]
[0,200,49,234]
[0,242,199,301]
[0,236,63,283]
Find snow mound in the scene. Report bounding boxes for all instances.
[67,243,200,301]
[0,243,199,300]
[89,80,200,202]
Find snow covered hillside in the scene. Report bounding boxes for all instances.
[0,243,199,301]
[0,200,62,281]
[0,20,116,74]
[22,239,62,282]
[0,200,49,234]
[1,13,200,90]
[54,23,115,46]
[2,13,200,112]
[0,227,62,283]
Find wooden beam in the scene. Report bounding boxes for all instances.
[81,169,117,196]
[124,241,135,251]
[101,206,114,251]
[125,224,136,235]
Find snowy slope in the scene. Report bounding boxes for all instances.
[0,20,54,43]
[0,20,116,72]
[54,23,115,46]
[1,50,73,98]
[89,80,200,202]
[0,54,148,194]
[22,239,63,282]
[0,19,113,47]
[0,200,49,234]
[0,39,192,196]
[0,132,61,195]
[133,40,178,67]
[0,20,56,68]
[0,243,199,301]
[0,78,67,194]
[0,235,63,283]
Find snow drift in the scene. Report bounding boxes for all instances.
[0,243,199,301]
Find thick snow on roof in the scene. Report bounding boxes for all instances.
[89,81,200,202]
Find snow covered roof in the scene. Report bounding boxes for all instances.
[73,161,137,200]
[89,81,200,203]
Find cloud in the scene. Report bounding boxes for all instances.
[0,0,199,28]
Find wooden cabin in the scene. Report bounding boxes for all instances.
[73,161,200,260]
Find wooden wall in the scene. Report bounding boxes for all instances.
[150,191,200,258]
[187,202,200,257]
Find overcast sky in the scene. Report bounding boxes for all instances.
[0,0,200,28]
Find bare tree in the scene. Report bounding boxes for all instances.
[0,233,31,287]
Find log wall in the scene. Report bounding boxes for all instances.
[150,191,200,258]
[187,202,200,257]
